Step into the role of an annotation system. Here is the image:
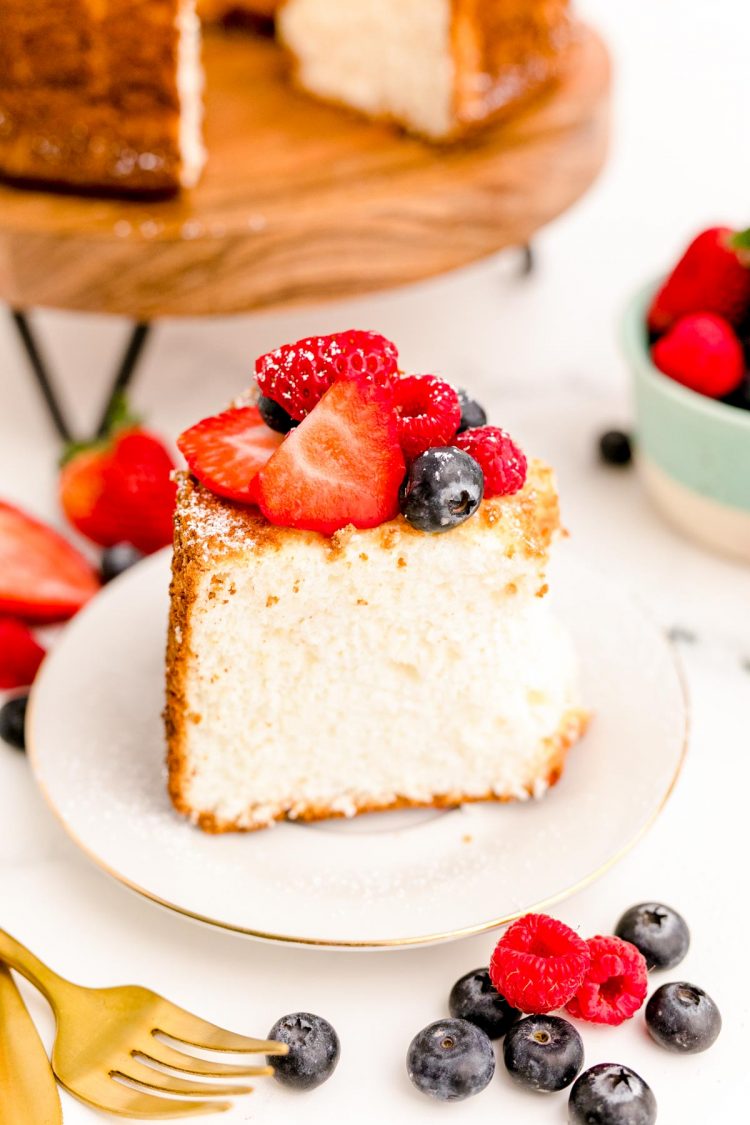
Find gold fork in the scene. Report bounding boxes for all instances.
[0,929,287,1119]
[0,964,63,1124]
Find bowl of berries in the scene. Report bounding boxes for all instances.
[622,225,750,562]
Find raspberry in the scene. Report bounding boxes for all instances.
[392,375,460,461]
[566,936,648,1026]
[255,331,399,421]
[489,914,591,1015]
[454,426,527,497]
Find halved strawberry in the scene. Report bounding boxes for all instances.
[257,378,406,534]
[0,501,100,623]
[0,617,46,689]
[177,406,284,504]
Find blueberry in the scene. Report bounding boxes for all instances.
[456,389,488,433]
[407,1018,494,1101]
[448,968,520,1039]
[0,695,28,751]
[503,1015,583,1093]
[568,1063,656,1125]
[645,982,721,1054]
[267,1012,340,1090]
[258,394,298,434]
[615,902,689,971]
[399,447,483,533]
[101,543,145,584]
[599,430,633,466]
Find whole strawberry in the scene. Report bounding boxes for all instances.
[651,313,745,399]
[648,226,750,334]
[60,404,176,555]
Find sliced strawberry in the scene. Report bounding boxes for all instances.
[257,378,406,534]
[0,501,100,623]
[0,617,46,689]
[177,406,284,503]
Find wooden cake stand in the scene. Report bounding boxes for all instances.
[0,24,610,440]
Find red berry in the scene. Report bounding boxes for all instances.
[60,426,177,555]
[454,426,527,497]
[0,617,46,690]
[177,406,284,505]
[566,935,648,1026]
[257,377,406,535]
[651,313,745,398]
[648,226,750,334]
[0,501,100,624]
[392,375,461,461]
[256,330,399,421]
[105,430,178,554]
[489,914,591,1015]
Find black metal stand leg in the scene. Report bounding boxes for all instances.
[11,309,73,443]
[519,243,536,277]
[95,322,151,438]
[10,310,152,445]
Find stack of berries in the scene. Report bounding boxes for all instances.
[178,330,528,537]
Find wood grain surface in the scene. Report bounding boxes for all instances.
[0,24,610,320]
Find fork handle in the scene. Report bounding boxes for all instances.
[0,930,65,1004]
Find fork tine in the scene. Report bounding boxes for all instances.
[113,1059,252,1099]
[156,1006,288,1055]
[63,1073,230,1120]
[140,1041,274,1078]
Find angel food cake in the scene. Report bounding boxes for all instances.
[0,1,571,194]
[166,331,588,832]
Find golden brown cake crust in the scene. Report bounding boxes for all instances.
[164,461,581,833]
[451,0,572,131]
[0,1,185,194]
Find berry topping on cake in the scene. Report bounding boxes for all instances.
[651,313,745,398]
[455,426,528,497]
[255,330,399,421]
[615,902,690,971]
[645,982,722,1054]
[456,389,488,433]
[178,405,284,504]
[0,501,100,623]
[0,617,46,690]
[566,936,648,1026]
[489,914,591,1015]
[392,375,461,460]
[399,447,483,533]
[257,377,405,534]
[647,226,750,334]
[257,395,299,434]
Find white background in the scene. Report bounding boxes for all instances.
[1,0,749,1120]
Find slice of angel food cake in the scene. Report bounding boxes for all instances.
[166,330,588,831]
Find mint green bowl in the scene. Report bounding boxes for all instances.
[622,284,750,562]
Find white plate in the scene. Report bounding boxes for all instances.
[28,550,687,950]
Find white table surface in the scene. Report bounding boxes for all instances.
[1,1,749,1121]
